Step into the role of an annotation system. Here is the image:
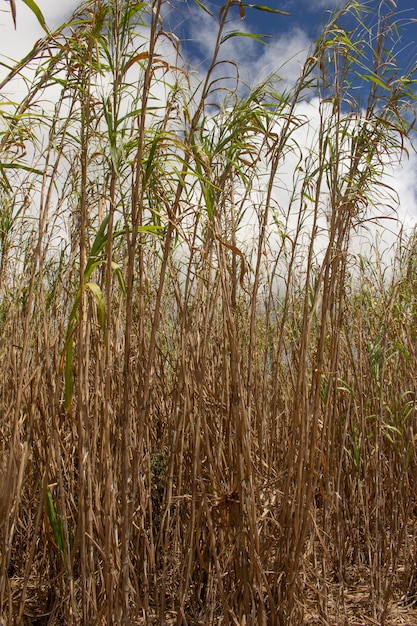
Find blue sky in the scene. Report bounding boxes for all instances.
[155,0,417,106]
[169,2,417,58]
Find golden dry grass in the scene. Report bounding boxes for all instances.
[1,0,417,624]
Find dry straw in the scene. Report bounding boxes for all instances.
[0,0,417,623]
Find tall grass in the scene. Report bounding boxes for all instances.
[0,0,417,623]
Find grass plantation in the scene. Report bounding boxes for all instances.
[1,0,417,623]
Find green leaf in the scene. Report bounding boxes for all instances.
[137,225,165,235]
[242,4,290,15]
[144,131,162,186]
[62,216,129,412]
[356,73,391,92]
[220,31,270,45]
[111,261,126,296]
[21,0,49,34]
[192,0,214,18]
[84,215,110,280]
[46,489,65,562]
[91,5,107,40]
[337,378,354,396]
[1,163,44,176]
[85,282,106,335]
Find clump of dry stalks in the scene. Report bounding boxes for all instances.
[1,0,417,624]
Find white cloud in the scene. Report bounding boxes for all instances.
[245,28,310,90]
[181,4,311,101]
[0,0,81,68]
[389,150,417,224]
[232,96,417,275]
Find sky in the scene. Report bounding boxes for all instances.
[2,0,415,121]
[0,0,417,244]
[1,1,416,75]
[1,0,416,102]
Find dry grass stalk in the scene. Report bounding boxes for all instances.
[0,0,417,624]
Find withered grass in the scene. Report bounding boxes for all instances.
[1,1,417,624]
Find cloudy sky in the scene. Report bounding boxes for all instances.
[1,0,417,237]
[1,1,416,73]
[1,0,416,106]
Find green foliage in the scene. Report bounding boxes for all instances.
[46,488,66,565]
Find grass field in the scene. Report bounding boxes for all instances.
[1,0,417,623]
